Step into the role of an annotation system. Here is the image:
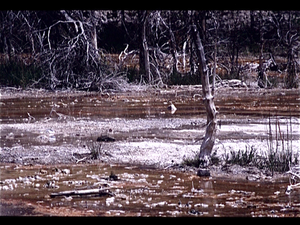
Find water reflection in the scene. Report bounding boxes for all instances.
[1,88,299,124]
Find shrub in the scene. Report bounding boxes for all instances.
[0,59,43,88]
[223,146,257,166]
[261,147,298,174]
[181,155,201,167]
[87,142,102,160]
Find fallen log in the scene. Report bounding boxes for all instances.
[50,188,113,198]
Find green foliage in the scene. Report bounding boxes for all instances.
[210,150,220,165]
[223,146,257,166]
[268,76,280,88]
[169,71,201,85]
[0,59,43,88]
[222,145,298,173]
[181,155,201,167]
[126,67,140,83]
[262,148,298,173]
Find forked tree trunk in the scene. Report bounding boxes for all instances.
[191,24,217,166]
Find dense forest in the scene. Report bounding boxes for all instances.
[0,10,299,90]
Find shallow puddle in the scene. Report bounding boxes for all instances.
[1,163,300,217]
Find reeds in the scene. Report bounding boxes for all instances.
[265,113,298,175]
[221,115,298,174]
[182,112,299,176]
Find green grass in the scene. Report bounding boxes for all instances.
[223,146,257,166]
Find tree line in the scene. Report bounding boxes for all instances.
[0,10,299,90]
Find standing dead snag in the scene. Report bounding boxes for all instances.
[191,24,218,168]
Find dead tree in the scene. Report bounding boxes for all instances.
[40,10,127,91]
[191,22,217,167]
[270,11,300,88]
[285,30,299,88]
[136,11,152,83]
[142,11,151,83]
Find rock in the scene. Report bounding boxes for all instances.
[197,168,210,177]
[167,101,177,114]
[109,171,118,181]
[44,180,59,189]
[36,134,56,144]
[228,79,247,88]
[39,169,47,174]
[6,132,15,140]
[246,174,260,181]
[96,135,115,142]
[106,197,115,206]
[61,169,70,174]
[188,209,202,215]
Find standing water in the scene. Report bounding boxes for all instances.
[1,163,300,217]
[0,87,300,216]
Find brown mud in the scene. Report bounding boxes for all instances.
[0,85,300,216]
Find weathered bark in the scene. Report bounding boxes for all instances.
[191,24,217,165]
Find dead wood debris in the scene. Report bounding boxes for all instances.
[285,167,300,195]
[50,187,114,198]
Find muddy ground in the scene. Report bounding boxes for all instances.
[0,84,300,216]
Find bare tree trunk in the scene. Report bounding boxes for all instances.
[191,24,217,166]
[212,41,217,95]
[258,20,266,88]
[90,11,99,60]
[91,26,98,52]
[258,40,265,88]
[166,11,178,76]
[286,31,299,88]
[141,11,151,83]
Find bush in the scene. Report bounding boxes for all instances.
[87,142,102,160]
[181,155,201,167]
[169,71,201,85]
[0,59,43,88]
[262,148,298,174]
[126,67,141,83]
